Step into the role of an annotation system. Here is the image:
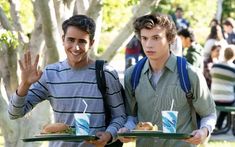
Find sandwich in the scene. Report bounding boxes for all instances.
[40,123,73,134]
[135,122,158,131]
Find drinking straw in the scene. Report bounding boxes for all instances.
[170,99,174,111]
[82,99,88,113]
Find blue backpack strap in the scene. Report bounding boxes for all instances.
[177,56,199,128]
[131,57,148,96]
[176,56,193,99]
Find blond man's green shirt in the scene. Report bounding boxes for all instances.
[124,54,216,147]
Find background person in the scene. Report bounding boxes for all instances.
[203,24,227,61]
[171,7,190,31]
[203,45,221,89]
[178,28,204,70]
[223,18,235,45]
[210,45,235,130]
[125,35,145,69]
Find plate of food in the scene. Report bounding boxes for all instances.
[23,123,98,142]
[118,122,193,140]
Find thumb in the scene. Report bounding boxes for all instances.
[37,66,43,77]
[96,131,103,138]
[118,127,129,133]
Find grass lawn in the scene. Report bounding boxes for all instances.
[205,141,235,147]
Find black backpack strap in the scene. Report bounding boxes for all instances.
[95,60,110,126]
[96,60,124,147]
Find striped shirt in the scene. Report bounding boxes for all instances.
[8,59,126,147]
[211,62,235,102]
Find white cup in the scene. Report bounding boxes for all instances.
[74,113,91,135]
[162,111,178,133]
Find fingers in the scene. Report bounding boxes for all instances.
[28,51,32,66]
[184,130,202,145]
[118,127,129,133]
[20,51,40,69]
[37,66,43,77]
[24,51,28,68]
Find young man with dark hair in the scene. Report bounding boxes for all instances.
[171,7,190,31]
[119,13,216,147]
[8,15,126,147]
[178,28,203,70]
[223,18,235,45]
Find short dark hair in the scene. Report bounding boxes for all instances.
[176,7,183,12]
[178,28,195,42]
[223,18,234,28]
[211,45,221,52]
[224,46,234,60]
[133,13,176,43]
[62,15,96,41]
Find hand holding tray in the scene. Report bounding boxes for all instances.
[118,130,193,140]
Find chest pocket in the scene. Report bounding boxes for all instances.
[164,85,188,111]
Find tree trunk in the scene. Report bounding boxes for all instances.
[100,0,160,61]
[0,7,12,30]
[86,0,103,56]
[35,0,61,63]
[216,0,223,21]
[74,0,89,15]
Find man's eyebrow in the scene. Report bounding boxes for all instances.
[152,34,160,37]
[141,34,160,38]
[78,39,87,43]
[67,37,74,39]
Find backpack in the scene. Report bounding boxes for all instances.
[95,60,123,147]
[131,56,200,128]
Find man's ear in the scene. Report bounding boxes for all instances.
[90,39,95,47]
[169,37,176,44]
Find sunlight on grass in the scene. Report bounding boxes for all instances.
[204,141,235,147]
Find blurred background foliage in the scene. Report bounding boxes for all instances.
[0,0,34,34]
[222,0,235,19]
[1,0,235,50]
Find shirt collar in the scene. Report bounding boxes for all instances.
[142,54,177,75]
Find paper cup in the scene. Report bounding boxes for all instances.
[162,111,178,133]
[74,113,91,135]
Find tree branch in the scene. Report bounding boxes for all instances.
[0,6,12,30]
[8,0,23,31]
[100,0,161,61]
[36,0,62,63]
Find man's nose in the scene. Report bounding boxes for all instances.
[73,44,80,51]
[146,39,153,48]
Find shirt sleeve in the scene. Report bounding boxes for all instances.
[200,112,217,134]
[124,116,138,130]
[188,65,217,130]
[8,71,49,119]
[104,64,127,140]
[124,66,138,116]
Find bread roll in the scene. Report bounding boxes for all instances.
[135,122,158,131]
[41,123,70,134]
